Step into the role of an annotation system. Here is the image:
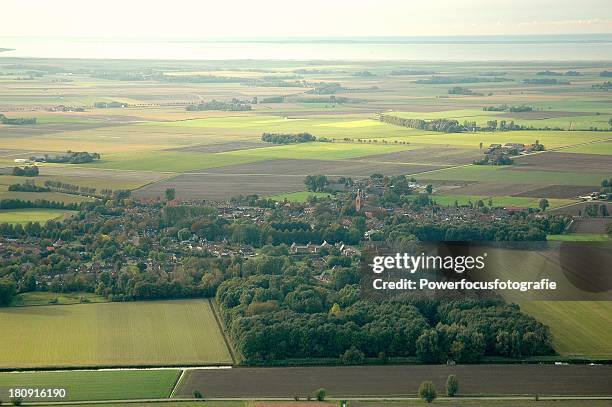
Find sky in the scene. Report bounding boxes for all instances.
[1,0,611,38]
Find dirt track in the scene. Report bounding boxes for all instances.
[176,365,612,398]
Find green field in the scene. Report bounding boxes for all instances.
[0,370,179,401]
[561,142,612,155]
[64,403,248,407]
[0,185,94,204]
[420,165,605,186]
[432,194,577,209]
[223,142,416,160]
[0,208,74,224]
[547,234,611,242]
[149,115,428,139]
[391,109,612,131]
[268,191,332,202]
[10,291,107,307]
[0,299,232,368]
[517,301,612,358]
[83,151,266,172]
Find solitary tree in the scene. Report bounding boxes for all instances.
[165,188,176,201]
[539,198,549,211]
[313,388,326,401]
[446,374,459,397]
[0,277,17,307]
[425,184,433,194]
[340,346,365,365]
[418,381,437,403]
[193,390,203,399]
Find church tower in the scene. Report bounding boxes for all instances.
[355,189,363,212]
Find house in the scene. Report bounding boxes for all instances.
[290,242,315,254]
[505,206,528,213]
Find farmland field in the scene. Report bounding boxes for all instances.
[268,191,332,202]
[0,208,74,224]
[0,370,180,401]
[176,365,612,397]
[1,52,612,403]
[10,291,107,307]
[431,194,577,209]
[517,301,612,358]
[421,165,606,186]
[0,299,232,368]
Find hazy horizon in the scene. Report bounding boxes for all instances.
[2,34,612,61]
[2,0,611,39]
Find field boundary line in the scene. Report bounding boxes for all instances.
[208,298,238,365]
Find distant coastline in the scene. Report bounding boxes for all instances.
[0,48,14,53]
[0,35,611,61]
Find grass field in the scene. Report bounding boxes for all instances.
[223,142,416,161]
[420,165,605,186]
[149,115,427,140]
[0,299,232,368]
[0,370,180,401]
[517,301,612,358]
[561,142,612,155]
[63,402,248,407]
[268,191,332,202]
[10,291,107,307]
[82,151,267,172]
[431,194,577,209]
[547,234,611,241]
[0,189,94,204]
[0,208,74,224]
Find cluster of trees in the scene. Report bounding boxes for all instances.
[592,82,611,91]
[379,115,464,133]
[0,198,77,211]
[386,215,567,241]
[353,71,375,77]
[261,96,284,103]
[216,269,554,364]
[381,114,532,133]
[44,180,97,196]
[306,82,345,95]
[261,132,316,144]
[186,99,251,111]
[12,166,39,177]
[93,101,128,108]
[448,87,483,96]
[33,151,101,164]
[474,154,513,166]
[0,277,17,306]
[304,175,329,192]
[292,95,356,104]
[483,104,533,112]
[464,119,527,132]
[0,114,37,125]
[536,70,579,76]
[159,74,244,84]
[523,78,569,85]
[582,203,609,217]
[8,182,50,192]
[390,69,434,75]
[415,76,508,84]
